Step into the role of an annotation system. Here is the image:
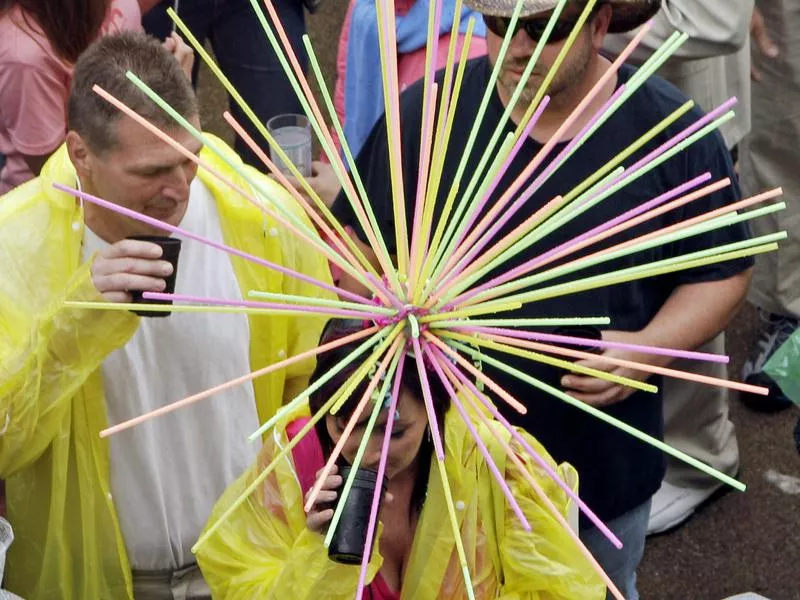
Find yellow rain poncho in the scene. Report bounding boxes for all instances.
[0,136,333,599]
[196,404,605,599]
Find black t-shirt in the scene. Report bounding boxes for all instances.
[332,57,752,524]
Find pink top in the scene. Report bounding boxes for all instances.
[287,418,401,600]
[0,0,142,195]
[331,0,487,155]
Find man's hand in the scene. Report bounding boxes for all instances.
[751,7,779,82]
[283,161,342,213]
[163,32,195,80]
[91,239,174,303]
[560,330,663,407]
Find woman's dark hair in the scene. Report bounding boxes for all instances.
[1,0,109,64]
[309,320,451,516]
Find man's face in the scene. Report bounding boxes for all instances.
[486,5,600,108]
[73,114,203,240]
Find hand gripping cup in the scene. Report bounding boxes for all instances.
[126,235,182,317]
[328,466,388,565]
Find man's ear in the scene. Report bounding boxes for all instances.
[591,3,613,48]
[66,130,93,179]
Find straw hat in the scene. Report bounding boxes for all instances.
[464,0,661,33]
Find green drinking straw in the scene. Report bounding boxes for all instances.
[123,71,383,297]
[476,238,783,311]
[247,290,398,315]
[324,348,403,548]
[470,203,787,305]
[430,317,611,329]
[449,340,746,492]
[168,9,392,291]
[248,326,393,441]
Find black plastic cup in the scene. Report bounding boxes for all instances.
[327,466,387,565]
[550,326,603,375]
[126,235,182,318]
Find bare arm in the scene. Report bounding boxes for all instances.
[562,269,753,406]
[604,0,755,62]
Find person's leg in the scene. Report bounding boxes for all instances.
[648,334,739,534]
[209,0,308,168]
[580,500,651,600]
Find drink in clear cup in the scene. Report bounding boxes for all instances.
[267,114,312,177]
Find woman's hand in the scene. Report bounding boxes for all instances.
[305,465,343,534]
[163,32,195,80]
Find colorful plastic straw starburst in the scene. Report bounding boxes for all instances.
[58,1,786,598]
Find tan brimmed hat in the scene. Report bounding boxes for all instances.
[464,0,661,34]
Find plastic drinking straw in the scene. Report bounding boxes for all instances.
[423,343,532,530]
[123,70,395,303]
[447,110,739,306]
[414,18,478,307]
[436,456,477,600]
[305,335,404,512]
[192,379,347,553]
[460,196,786,309]
[436,18,656,285]
[355,351,407,600]
[460,329,770,397]
[426,167,625,310]
[431,317,611,328]
[435,331,657,394]
[434,85,624,292]
[443,329,767,397]
[422,0,578,283]
[444,324,729,364]
[430,31,692,297]
[142,292,392,320]
[324,346,404,548]
[474,239,783,315]
[408,83,440,295]
[247,290,396,315]
[409,336,445,460]
[53,183,368,304]
[446,174,720,303]
[169,10,401,297]
[249,3,405,298]
[248,325,397,441]
[439,363,624,600]
[416,0,529,290]
[91,84,389,304]
[374,0,410,281]
[418,300,522,323]
[222,112,397,305]
[449,339,747,491]
[99,325,379,437]
[428,339,623,550]
[438,173,715,305]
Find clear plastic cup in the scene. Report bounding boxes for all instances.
[267,114,313,178]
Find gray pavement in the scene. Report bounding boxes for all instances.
[196,4,799,598]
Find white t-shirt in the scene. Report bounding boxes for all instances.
[81,178,261,570]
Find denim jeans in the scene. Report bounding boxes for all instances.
[580,499,651,600]
[142,0,307,168]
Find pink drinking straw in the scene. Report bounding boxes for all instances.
[426,341,623,549]
[423,342,532,530]
[355,351,406,600]
[442,352,625,600]
[435,20,656,287]
[471,329,768,396]
[437,86,626,290]
[446,173,718,306]
[449,324,729,363]
[54,183,370,305]
[412,337,446,460]
[101,324,381,437]
[452,180,777,309]
[143,292,393,320]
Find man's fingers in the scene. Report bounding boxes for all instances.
[93,257,173,279]
[100,291,133,304]
[567,388,621,407]
[94,273,168,294]
[103,240,164,260]
[306,508,334,532]
[562,373,616,394]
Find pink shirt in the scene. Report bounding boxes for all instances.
[0,0,142,195]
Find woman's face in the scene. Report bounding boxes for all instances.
[325,386,430,479]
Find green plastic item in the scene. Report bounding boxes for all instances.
[764,328,800,407]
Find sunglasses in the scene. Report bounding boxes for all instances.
[483,6,601,44]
